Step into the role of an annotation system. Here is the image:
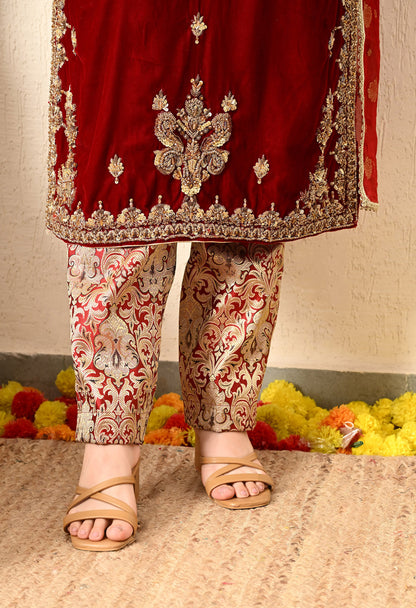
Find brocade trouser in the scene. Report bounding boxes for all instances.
[68,242,284,444]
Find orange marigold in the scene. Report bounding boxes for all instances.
[153,392,184,413]
[321,404,355,429]
[36,424,75,442]
[144,428,186,446]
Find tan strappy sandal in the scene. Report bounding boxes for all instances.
[195,439,274,510]
[63,461,140,552]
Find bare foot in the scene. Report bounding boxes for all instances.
[196,430,268,501]
[67,444,140,542]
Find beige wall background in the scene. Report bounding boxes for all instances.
[1,1,415,374]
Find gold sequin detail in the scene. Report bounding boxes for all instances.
[253,155,270,184]
[153,76,237,197]
[71,28,77,54]
[108,155,124,184]
[191,13,207,44]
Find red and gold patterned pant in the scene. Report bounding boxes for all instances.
[67,242,284,444]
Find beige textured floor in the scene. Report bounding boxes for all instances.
[1,439,416,608]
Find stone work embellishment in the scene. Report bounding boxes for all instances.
[253,155,270,184]
[152,76,237,197]
[108,154,124,184]
[191,13,207,44]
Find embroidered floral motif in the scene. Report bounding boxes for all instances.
[108,154,124,184]
[191,13,207,44]
[253,155,270,184]
[153,76,237,197]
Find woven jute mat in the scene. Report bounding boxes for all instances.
[1,439,416,608]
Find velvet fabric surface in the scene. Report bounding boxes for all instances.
[47,0,380,246]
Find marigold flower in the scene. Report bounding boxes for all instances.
[391,392,416,427]
[321,404,355,429]
[144,428,187,446]
[260,379,318,418]
[146,405,177,433]
[153,392,184,412]
[0,381,23,412]
[397,421,416,449]
[55,367,76,398]
[3,417,37,439]
[276,435,310,452]
[163,413,189,431]
[355,412,381,434]
[34,400,67,429]
[11,390,44,421]
[352,431,385,455]
[256,403,289,440]
[0,411,15,436]
[345,401,371,417]
[65,403,78,431]
[371,398,393,423]
[305,425,343,453]
[36,424,75,441]
[247,421,278,450]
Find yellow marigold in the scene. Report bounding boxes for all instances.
[280,409,308,437]
[355,412,381,434]
[352,431,385,455]
[380,422,395,436]
[397,421,416,449]
[186,427,196,447]
[371,398,393,423]
[34,400,67,429]
[321,404,355,429]
[391,392,416,427]
[36,424,75,441]
[256,403,289,440]
[153,392,184,412]
[55,367,76,398]
[345,401,371,417]
[379,434,414,457]
[260,380,317,419]
[0,411,15,436]
[146,405,177,433]
[305,425,343,453]
[144,428,186,446]
[0,381,23,412]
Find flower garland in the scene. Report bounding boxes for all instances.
[2,371,416,456]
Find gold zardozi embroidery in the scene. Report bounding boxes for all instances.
[191,13,207,44]
[153,76,237,197]
[253,156,270,184]
[47,0,361,245]
[71,28,77,54]
[108,155,124,184]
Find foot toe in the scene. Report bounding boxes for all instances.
[233,481,249,499]
[89,518,109,541]
[211,484,236,501]
[78,519,94,539]
[245,481,260,496]
[68,521,81,536]
[106,520,134,542]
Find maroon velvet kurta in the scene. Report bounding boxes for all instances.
[47,0,380,246]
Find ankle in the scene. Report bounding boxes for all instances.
[79,444,141,483]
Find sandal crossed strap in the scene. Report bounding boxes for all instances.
[63,464,139,552]
[197,451,274,510]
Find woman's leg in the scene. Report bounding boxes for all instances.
[66,242,176,541]
[179,241,284,501]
